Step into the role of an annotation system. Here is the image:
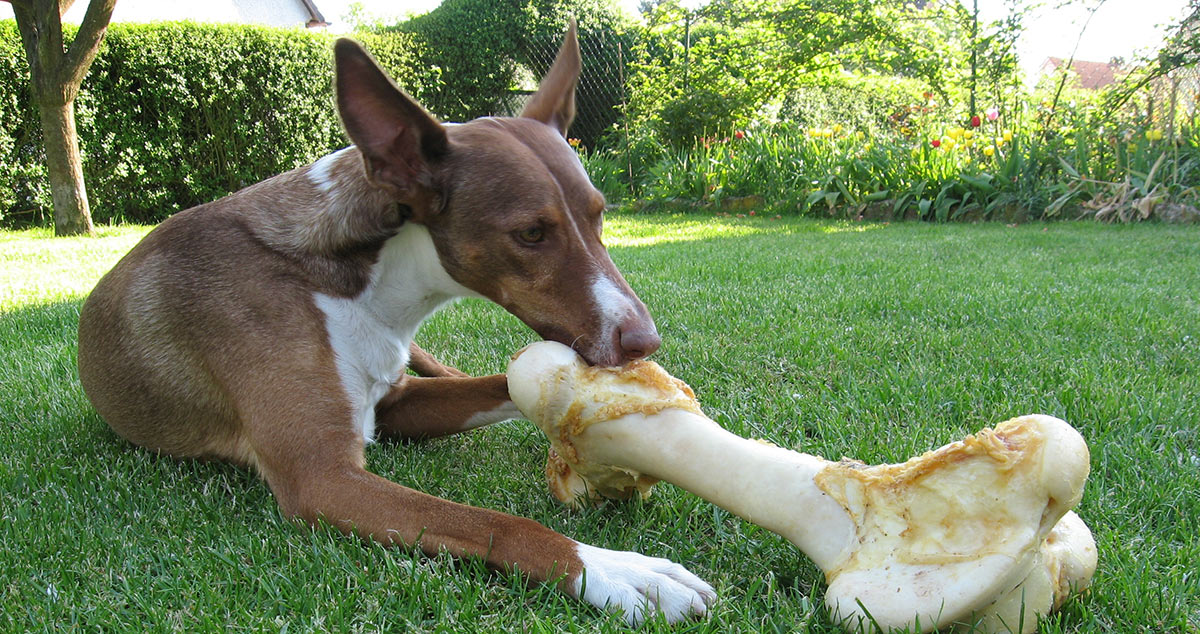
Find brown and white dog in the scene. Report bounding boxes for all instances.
[77,24,714,625]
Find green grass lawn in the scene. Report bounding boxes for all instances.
[2,217,1197,632]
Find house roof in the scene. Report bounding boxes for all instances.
[1042,57,1123,90]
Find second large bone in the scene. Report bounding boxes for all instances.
[508,341,1097,633]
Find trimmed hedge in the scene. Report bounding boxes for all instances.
[0,20,427,226]
[1,21,45,226]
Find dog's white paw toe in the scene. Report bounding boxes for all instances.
[574,542,715,625]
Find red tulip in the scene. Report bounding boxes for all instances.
[970,115,982,127]
[931,139,941,148]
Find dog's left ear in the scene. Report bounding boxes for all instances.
[334,38,448,212]
[521,19,580,137]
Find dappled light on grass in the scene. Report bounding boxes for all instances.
[604,215,884,248]
[1,218,1198,631]
[0,225,150,311]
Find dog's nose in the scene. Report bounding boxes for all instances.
[619,327,661,360]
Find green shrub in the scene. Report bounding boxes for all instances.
[2,5,635,227]
[390,0,528,123]
[780,75,933,140]
[0,20,426,226]
[520,0,639,149]
[0,21,49,226]
[392,0,635,147]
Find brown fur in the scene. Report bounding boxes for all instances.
[77,23,659,596]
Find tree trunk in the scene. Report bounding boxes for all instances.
[37,99,93,236]
[11,0,116,236]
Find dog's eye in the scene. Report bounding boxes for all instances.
[517,227,545,244]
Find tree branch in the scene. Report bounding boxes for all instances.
[13,0,69,101]
[62,0,117,95]
[8,2,43,71]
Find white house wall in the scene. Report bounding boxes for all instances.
[0,0,315,29]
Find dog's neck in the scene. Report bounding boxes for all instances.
[265,146,478,442]
[241,146,402,259]
[234,145,477,324]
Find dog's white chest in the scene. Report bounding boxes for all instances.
[313,224,478,442]
[314,292,409,442]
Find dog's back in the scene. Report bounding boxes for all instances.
[76,27,714,625]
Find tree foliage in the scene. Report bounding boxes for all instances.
[623,0,1027,147]
[1104,1,1200,112]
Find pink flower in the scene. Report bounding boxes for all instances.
[970,115,982,128]
[986,107,1000,121]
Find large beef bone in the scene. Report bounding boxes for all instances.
[507,341,1097,633]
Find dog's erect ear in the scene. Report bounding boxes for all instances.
[334,38,448,205]
[521,19,580,137]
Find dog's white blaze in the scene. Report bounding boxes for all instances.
[316,223,481,442]
[307,146,354,193]
[572,541,714,625]
[460,402,523,431]
[590,274,635,337]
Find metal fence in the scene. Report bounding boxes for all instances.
[498,30,631,150]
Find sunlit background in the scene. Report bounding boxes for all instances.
[312,0,1190,80]
[1,0,1190,80]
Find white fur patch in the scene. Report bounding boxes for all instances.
[315,224,481,442]
[307,146,354,193]
[460,402,523,432]
[313,291,402,442]
[590,274,635,337]
[573,541,715,625]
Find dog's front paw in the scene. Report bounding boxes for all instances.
[573,542,715,625]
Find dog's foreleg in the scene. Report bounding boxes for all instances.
[375,374,522,440]
[407,342,469,378]
[250,406,713,625]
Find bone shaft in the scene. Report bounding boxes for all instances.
[576,409,854,571]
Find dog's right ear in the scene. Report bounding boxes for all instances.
[521,19,580,136]
[334,39,448,209]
